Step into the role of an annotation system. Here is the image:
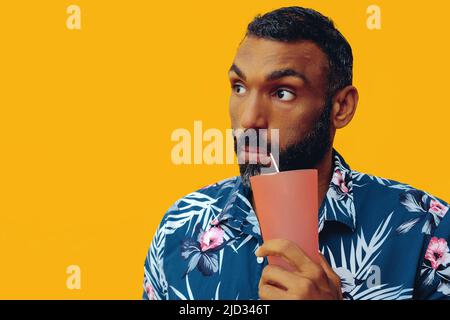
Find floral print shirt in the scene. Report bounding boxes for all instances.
[143,150,450,300]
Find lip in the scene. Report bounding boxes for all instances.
[244,146,265,153]
[238,147,272,166]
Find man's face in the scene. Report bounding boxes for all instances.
[229,36,333,187]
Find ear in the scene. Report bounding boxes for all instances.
[331,85,359,129]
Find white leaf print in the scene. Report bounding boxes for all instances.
[421,219,432,235]
[324,188,356,230]
[327,247,336,268]
[340,240,347,270]
[163,192,223,237]
[323,212,413,300]
[352,171,391,186]
[438,266,450,279]
[165,210,205,235]
[186,253,201,275]
[396,217,421,234]
[186,275,194,300]
[352,284,386,299]
[318,206,326,233]
[356,234,363,267]
[170,285,187,300]
[235,234,253,252]
[424,269,436,286]
[437,282,450,296]
[214,282,221,300]
[146,221,168,300]
[335,267,355,293]
[220,225,239,253]
[386,183,414,191]
[219,249,224,275]
[355,284,412,300]
[400,192,426,213]
[350,241,356,275]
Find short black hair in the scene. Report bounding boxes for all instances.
[247,6,353,97]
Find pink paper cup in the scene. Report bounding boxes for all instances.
[250,169,319,270]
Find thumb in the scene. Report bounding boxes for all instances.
[318,253,343,299]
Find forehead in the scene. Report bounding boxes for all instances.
[232,36,329,87]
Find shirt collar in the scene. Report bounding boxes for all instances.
[212,178,262,239]
[214,149,357,237]
[319,149,357,232]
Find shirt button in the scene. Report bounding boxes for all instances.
[257,256,264,264]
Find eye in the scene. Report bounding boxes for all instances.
[233,84,247,96]
[274,89,296,101]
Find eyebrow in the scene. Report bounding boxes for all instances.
[266,69,307,83]
[229,64,246,80]
[229,64,307,84]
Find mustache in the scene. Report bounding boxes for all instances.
[232,128,274,153]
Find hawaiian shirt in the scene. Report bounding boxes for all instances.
[143,150,450,300]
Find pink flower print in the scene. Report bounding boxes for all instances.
[332,169,349,193]
[145,282,156,300]
[199,226,225,252]
[425,237,450,270]
[429,200,449,218]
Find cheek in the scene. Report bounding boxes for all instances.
[271,110,317,148]
[229,98,240,128]
[276,127,299,151]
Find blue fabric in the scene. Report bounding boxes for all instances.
[143,150,450,300]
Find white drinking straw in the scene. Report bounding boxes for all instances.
[269,153,279,173]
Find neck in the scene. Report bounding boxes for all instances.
[316,148,334,208]
[249,148,334,210]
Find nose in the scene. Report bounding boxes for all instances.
[239,92,268,130]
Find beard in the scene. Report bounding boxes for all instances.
[235,98,333,190]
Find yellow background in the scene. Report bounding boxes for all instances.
[0,0,449,299]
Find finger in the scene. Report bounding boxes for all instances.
[318,253,343,299]
[256,239,322,277]
[261,277,323,300]
[318,253,340,286]
[259,283,292,300]
[260,265,301,291]
[256,239,312,271]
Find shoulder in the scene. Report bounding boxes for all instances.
[352,170,449,206]
[351,170,450,230]
[158,176,240,234]
[167,176,239,212]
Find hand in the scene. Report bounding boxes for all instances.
[255,239,343,300]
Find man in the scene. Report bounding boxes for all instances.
[143,7,450,300]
